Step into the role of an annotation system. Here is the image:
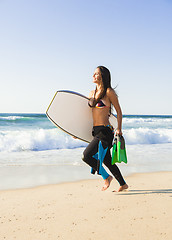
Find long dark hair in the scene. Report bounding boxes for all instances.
[94,66,112,101]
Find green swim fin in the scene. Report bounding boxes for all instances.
[111,137,117,165]
[112,135,127,164]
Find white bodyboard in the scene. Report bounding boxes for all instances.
[46,91,117,143]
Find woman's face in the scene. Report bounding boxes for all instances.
[93,68,102,84]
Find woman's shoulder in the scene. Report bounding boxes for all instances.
[88,90,95,98]
[106,88,117,96]
[106,88,118,103]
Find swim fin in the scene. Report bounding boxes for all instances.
[112,135,127,164]
[91,141,108,176]
[111,137,117,165]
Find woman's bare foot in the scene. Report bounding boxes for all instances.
[102,175,113,191]
[118,183,128,192]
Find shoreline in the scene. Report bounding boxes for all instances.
[0,170,171,193]
[0,163,171,191]
[1,142,172,191]
[0,171,172,239]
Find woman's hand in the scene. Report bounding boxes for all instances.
[115,129,122,136]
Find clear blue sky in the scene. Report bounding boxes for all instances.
[0,0,171,114]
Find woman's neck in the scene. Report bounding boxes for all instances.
[96,84,101,92]
[95,84,104,99]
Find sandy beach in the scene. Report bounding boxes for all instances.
[0,171,172,240]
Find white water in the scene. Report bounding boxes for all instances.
[0,127,172,152]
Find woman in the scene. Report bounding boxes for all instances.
[82,66,128,192]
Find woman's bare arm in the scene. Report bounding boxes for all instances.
[107,88,122,135]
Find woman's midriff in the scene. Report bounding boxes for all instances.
[92,107,110,126]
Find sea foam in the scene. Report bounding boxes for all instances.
[0,129,87,152]
[124,128,172,145]
[0,127,172,152]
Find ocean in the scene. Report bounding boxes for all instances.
[0,113,172,190]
